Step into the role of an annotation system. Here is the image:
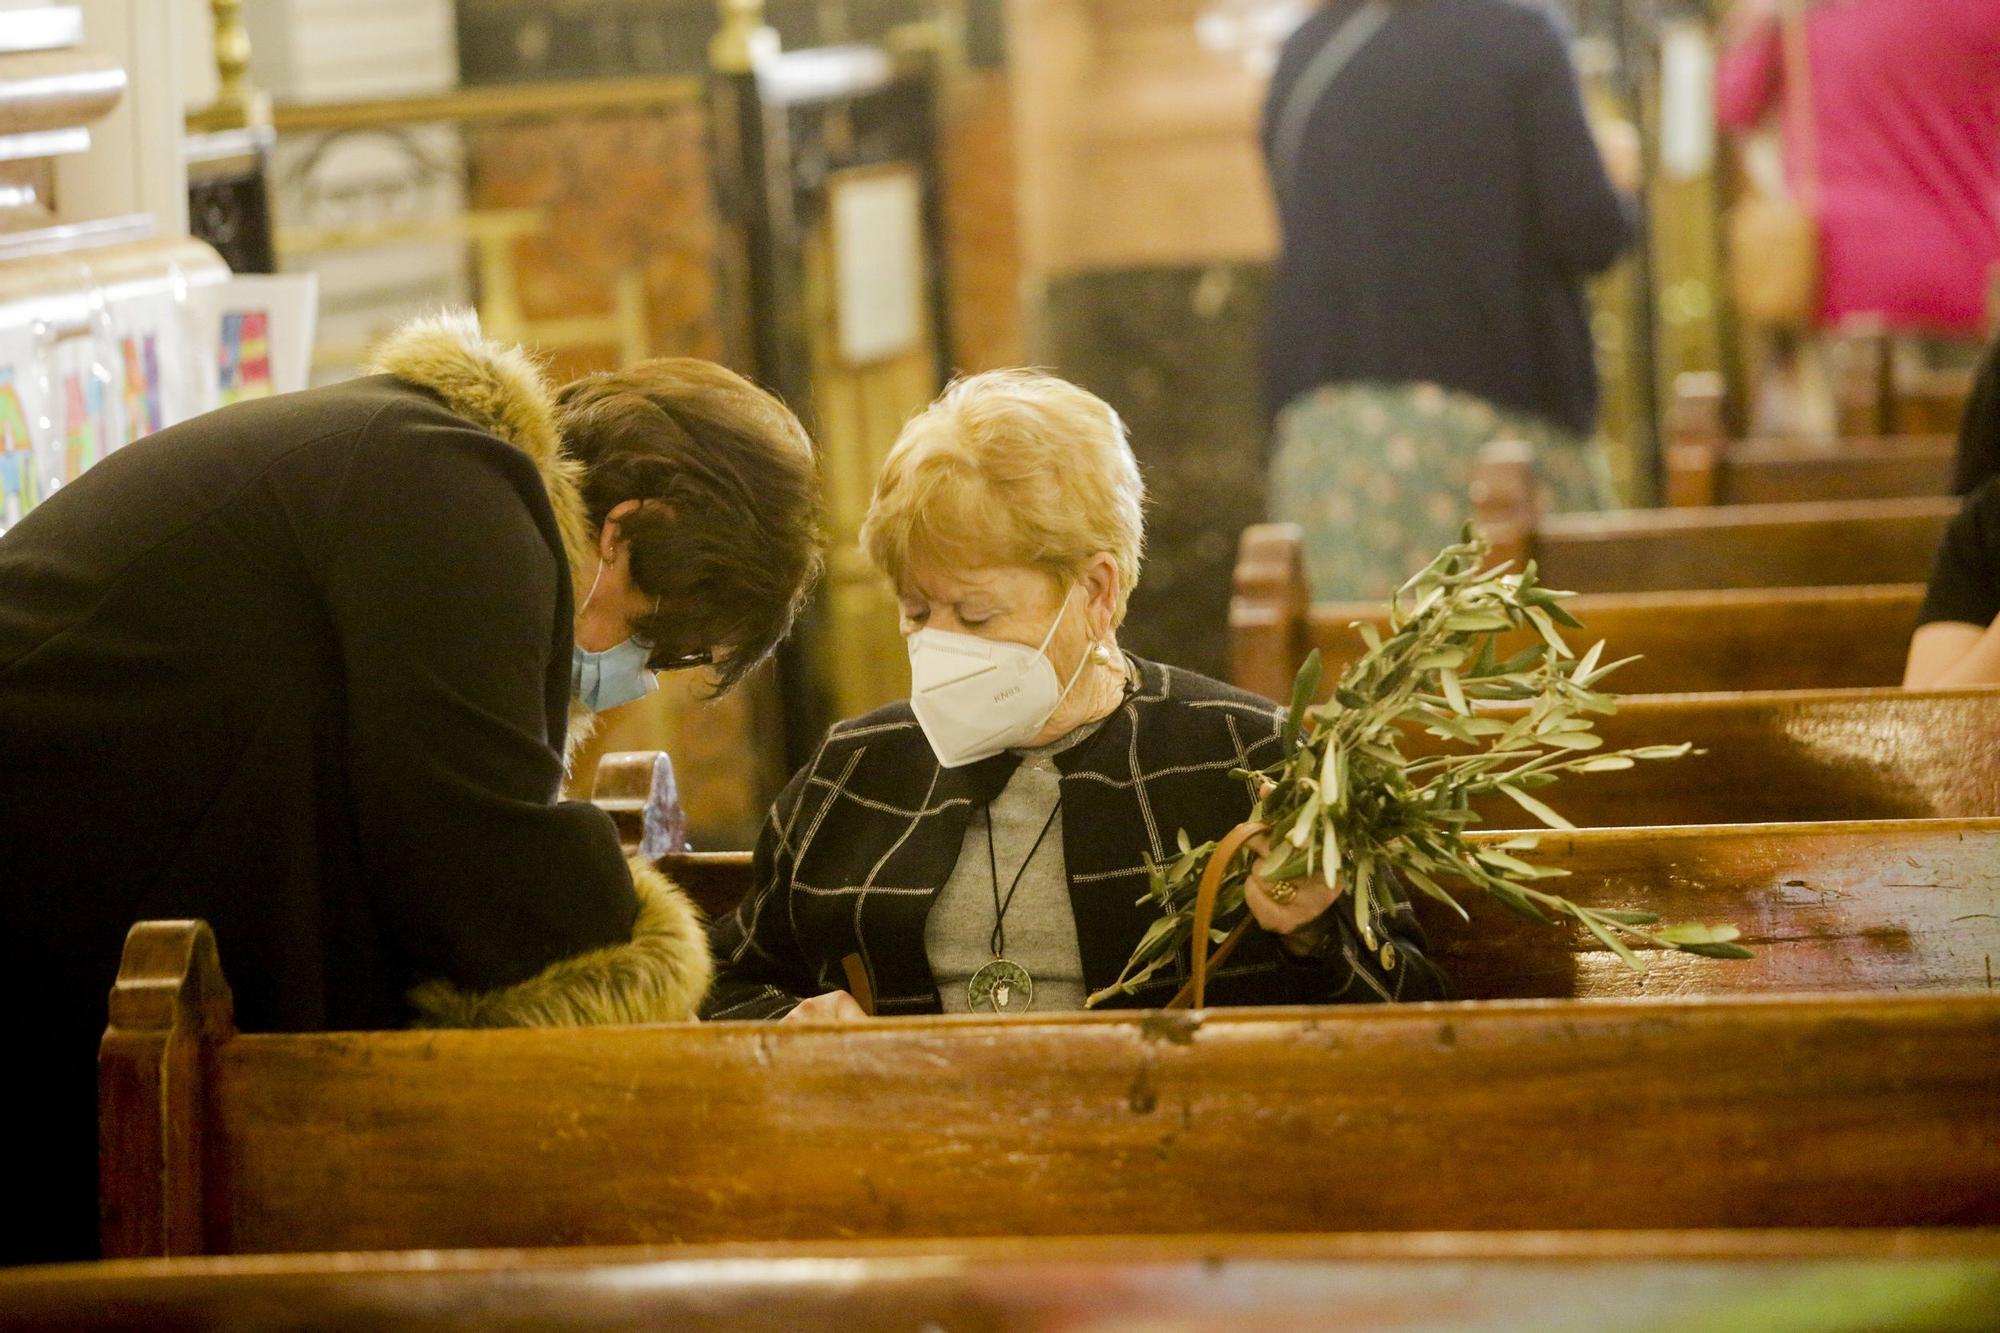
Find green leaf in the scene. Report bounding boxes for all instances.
[1255,847,1310,882]
[1524,606,1571,657]
[1654,923,1743,946]
[1498,783,1575,830]
[1580,913,1647,972]
[1486,884,1553,925]
[1674,941,1757,960]
[1283,649,1324,752]
[1403,865,1471,921]
[1592,909,1661,926]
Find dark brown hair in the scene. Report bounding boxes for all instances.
[555,360,824,693]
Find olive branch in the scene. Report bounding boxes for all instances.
[1087,530,1751,1007]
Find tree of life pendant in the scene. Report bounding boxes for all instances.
[968,959,1034,1013]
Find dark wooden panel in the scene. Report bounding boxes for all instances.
[1666,434,1955,508]
[1233,524,1925,700]
[1417,817,2000,1000]
[1304,584,1924,697]
[8,1231,2000,1331]
[1455,687,2000,828]
[1532,497,1957,593]
[200,991,2000,1252]
[664,818,2000,1001]
[1718,437,1956,506]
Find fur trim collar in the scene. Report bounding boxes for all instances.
[406,858,714,1027]
[369,311,597,604]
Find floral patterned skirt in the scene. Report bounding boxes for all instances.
[1268,381,1615,602]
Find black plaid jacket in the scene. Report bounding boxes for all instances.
[701,658,1450,1020]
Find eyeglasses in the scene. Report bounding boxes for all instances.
[648,648,714,673]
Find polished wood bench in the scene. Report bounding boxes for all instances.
[1437,686,2000,828]
[659,817,2000,1001]
[12,1231,2000,1329]
[613,686,2000,837]
[1230,525,1923,700]
[1474,442,1957,592]
[102,819,2000,1256]
[590,751,662,852]
[1666,435,1956,507]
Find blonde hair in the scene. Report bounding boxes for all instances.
[860,370,1146,620]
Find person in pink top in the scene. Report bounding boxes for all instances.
[1717,0,2000,338]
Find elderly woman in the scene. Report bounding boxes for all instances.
[703,372,1447,1021]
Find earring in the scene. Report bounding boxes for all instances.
[1090,642,1115,667]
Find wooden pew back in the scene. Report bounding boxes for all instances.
[659,818,2000,1003]
[1474,444,1957,592]
[1453,687,2000,828]
[14,1233,2000,1330]
[1230,525,1923,701]
[1666,435,1956,507]
[99,912,2000,1256]
[589,751,656,852]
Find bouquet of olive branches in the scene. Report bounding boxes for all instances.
[1088,530,1751,1007]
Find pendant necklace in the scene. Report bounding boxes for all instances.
[966,795,1063,1013]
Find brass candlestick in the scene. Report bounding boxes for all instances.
[711,0,779,76]
[188,0,271,133]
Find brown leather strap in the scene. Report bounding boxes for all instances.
[840,954,876,1017]
[1165,820,1268,1011]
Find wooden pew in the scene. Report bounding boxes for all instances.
[1230,525,1923,701]
[1666,351,1971,447]
[589,751,657,851]
[11,1232,2000,1330]
[661,817,2000,1002]
[1666,435,1956,507]
[1474,441,1957,592]
[101,819,2000,1256]
[1445,686,2000,829]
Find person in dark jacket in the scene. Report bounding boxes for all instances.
[1952,332,1999,496]
[0,312,822,1263]
[1905,477,2000,688]
[702,371,1447,1023]
[1261,0,1636,600]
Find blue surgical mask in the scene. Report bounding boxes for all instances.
[572,553,660,714]
[573,636,659,713]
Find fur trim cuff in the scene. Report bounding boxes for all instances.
[407,860,714,1028]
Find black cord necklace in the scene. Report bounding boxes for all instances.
[966,797,1062,1013]
[964,657,1137,1013]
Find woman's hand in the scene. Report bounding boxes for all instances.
[1242,830,1343,938]
[783,990,870,1022]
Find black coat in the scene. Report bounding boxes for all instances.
[703,658,1449,1020]
[1261,0,1635,435]
[0,315,707,1264]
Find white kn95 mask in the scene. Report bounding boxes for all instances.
[906,589,1092,768]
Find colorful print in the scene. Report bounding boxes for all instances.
[0,367,35,530]
[219,310,273,404]
[1269,381,1615,602]
[122,333,164,441]
[61,368,115,485]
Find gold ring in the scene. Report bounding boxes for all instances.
[1264,879,1298,905]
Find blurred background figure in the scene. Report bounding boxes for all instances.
[1259,0,1639,601]
[1716,0,2000,439]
